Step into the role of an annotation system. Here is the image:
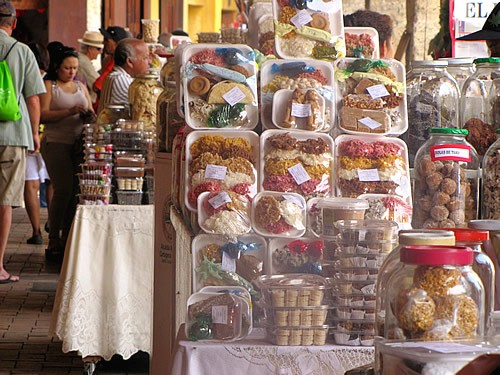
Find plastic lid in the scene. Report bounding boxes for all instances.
[430,128,468,135]
[439,57,474,66]
[400,245,473,265]
[316,197,369,210]
[398,230,455,246]
[468,220,500,231]
[473,57,500,64]
[446,228,489,243]
[411,60,447,68]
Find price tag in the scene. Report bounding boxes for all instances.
[291,103,311,118]
[357,169,380,182]
[205,164,227,180]
[283,194,304,208]
[212,305,228,324]
[288,164,311,185]
[222,86,246,106]
[222,251,237,273]
[358,117,382,130]
[366,84,389,99]
[430,144,471,162]
[208,192,232,209]
[290,10,312,29]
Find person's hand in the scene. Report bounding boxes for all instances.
[69,105,86,116]
[32,132,40,152]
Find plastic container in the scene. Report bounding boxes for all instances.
[383,245,485,340]
[344,27,380,59]
[268,238,324,275]
[260,129,333,199]
[247,2,274,54]
[79,184,111,196]
[80,162,113,176]
[334,135,411,202]
[461,57,500,156]
[144,175,154,191]
[272,0,345,60]
[334,219,398,247]
[114,155,145,167]
[403,60,460,166]
[448,228,495,332]
[141,19,160,43]
[375,229,456,338]
[266,305,328,327]
[481,130,500,219]
[83,123,112,143]
[358,194,412,229]
[128,73,162,133]
[192,233,267,293]
[197,191,251,237]
[116,177,144,191]
[439,57,475,92]
[252,191,306,238]
[334,57,408,136]
[115,119,144,131]
[96,104,129,125]
[114,167,144,178]
[186,291,252,341]
[110,128,143,151]
[412,128,480,229]
[268,325,329,346]
[115,191,143,205]
[259,59,335,131]
[185,130,259,212]
[78,194,110,205]
[329,319,375,346]
[180,44,258,130]
[84,144,113,162]
[307,197,369,238]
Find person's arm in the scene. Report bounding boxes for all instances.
[26,95,41,152]
[40,81,84,122]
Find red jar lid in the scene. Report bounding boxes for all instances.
[400,245,473,265]
[444,228,489,243]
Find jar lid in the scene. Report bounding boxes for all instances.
[430,128,468,135]
[316,197,369,210]
[439,57,474,66]
[105,104,127,109]
[398,230,455,246]
[446,228,489,243]
[496,129,500,134]
[400,245,473,265]
[473,57,500,64]
[411,60,447,68]
[468,220,500,231]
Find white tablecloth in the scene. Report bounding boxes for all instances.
[171,326,374,375]
[50,205,154,361]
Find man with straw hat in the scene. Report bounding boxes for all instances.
[77,31,104,102]
[458,3,500,56]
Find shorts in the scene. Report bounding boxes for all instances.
[26,152,50,182]
[0,146,26,206]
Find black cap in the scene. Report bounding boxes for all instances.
[100,26,130,42]
[458,3,500,41]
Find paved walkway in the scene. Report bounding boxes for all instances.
[0,208,149,374]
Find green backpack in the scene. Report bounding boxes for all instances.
[0,41,21,122]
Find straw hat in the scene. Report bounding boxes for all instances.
[458,3,500,41]
[78,31,104,48]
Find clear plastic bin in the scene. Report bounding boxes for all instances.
[115,191,143,205]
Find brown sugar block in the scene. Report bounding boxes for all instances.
[341,107,390,133]
[353,78,376,95]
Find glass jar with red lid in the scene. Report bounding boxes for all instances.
[448,228,495,332]
[384,245,485,340]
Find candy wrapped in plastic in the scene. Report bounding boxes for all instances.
[270,238,324,274]
[207,103,247,128]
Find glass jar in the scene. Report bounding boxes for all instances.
[460,57,500,156]
[439,57,475,92]
[412,128,480,229]
[160,54,175,87]
[384,245,485,340]
[481,130,500,219]
[96,104,130,125]
[128,72,163,133]
[404,60,460,166]
[375,229,455,337]
[156,81,185,153]
[448,228,494,332]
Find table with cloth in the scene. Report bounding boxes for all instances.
[171,325,374,375]
[50,204,154,363]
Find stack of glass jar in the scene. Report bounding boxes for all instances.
[404,60,460,166]
[78,123,114,205]
[439,57,475,92]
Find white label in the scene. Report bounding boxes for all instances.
[212,305,228,324]
[205,164,227,180]
[222,86,246,106]
[357,169,380,182]
[358,117,382,130]
[366,84,389,99]
[208,192,232,209]
[431,145,471,162]
[283,194,304,208]
[290,10,312,29]
[288,164,311,185]
[221,251,237,273]
[421,343,492,354]
[291,103,311,118]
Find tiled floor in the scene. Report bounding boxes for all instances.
[0,208,149,374]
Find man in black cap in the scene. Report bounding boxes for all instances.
[458,3,500,56]
[92,26,130,109]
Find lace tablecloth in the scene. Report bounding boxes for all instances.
[50,205,154,361]
[171,326,374,375]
